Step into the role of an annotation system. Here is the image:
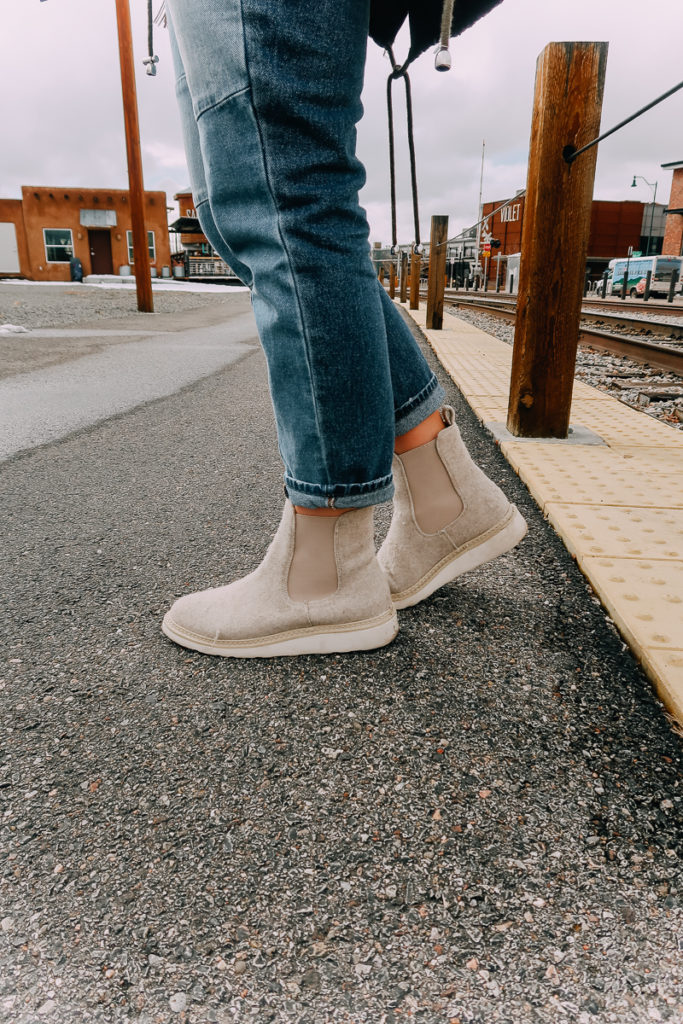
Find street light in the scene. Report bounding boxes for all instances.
[631,175,658,256]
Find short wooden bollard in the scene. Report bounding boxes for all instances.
[426,215,449,329]
[507,41,608,438]
[643,270,652,301]
[409,251,421,310]
[399,252,408,303]
[668,269,679,303]
[621,256,629,300]
[389,261,397,299]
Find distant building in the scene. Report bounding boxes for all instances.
[661,159,683,256]
[170,188,209,256]
[475,196,666,286]
[0,186,171,281]
[168,188,238,280]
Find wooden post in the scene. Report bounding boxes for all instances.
[115,0,154,313]
[668,269,679,303]
[389,260,397,299]
[409,251,421,310]
[643,269,652,301]
[507,42,607,437]
[378,265,385,284]
[426,216,448,329]
[621,255,630,300]
[399,252,408,302]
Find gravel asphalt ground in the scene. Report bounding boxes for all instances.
[1,287,682,1023]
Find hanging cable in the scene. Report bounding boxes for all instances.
[386,47,421,253]
[564,78,683,163]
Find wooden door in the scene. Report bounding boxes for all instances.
[88,229,113,275]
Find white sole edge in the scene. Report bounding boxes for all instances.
[161,609,399,658]
[393,506,528,610]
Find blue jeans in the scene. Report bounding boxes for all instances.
[167,0,445,508]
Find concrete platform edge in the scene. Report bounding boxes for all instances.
[400,300,683,728]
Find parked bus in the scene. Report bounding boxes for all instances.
[606,255,682,298]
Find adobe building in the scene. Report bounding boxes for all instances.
[0,186,171,281]
[661,159,683,256]
[477,196,666,285]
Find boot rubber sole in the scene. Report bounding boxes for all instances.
[162,607,399,658]
[391,504,528,610]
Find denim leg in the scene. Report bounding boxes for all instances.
[168,0,442,508]
[378,285,446,434]
[167,17,253,289]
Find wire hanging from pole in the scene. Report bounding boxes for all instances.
[564,77,683,163]
[386,46,421,253]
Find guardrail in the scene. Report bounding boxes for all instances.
[185,256,237,278]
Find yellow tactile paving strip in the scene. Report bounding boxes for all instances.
[404,301,683,725]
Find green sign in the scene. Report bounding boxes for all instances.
[631,250,642,257]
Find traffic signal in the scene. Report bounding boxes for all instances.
[491,238,501,249]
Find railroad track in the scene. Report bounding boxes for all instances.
[443,296,683,377]
[443,289,683,318]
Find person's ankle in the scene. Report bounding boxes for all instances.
[395,409,445,455]
[293,505,348,517]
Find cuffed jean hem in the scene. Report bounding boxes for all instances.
[284,473,394,510]
[394,373,446,436]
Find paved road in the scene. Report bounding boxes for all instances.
[1,295,682,1024]
[0,297,257,460]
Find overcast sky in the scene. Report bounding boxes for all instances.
[2,0,682,245]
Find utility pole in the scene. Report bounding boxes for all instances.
[115,0,154,312]
[631,175,658,256]
[474,139,485,289]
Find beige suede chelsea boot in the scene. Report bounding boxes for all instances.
[378,407,527,609]
[162,501,398,657]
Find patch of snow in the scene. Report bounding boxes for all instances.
[0,323,29,334]
[0,277,249,295]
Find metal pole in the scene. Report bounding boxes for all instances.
[115,0,154,313]
[474,139,485,296]
[647,181,657,255]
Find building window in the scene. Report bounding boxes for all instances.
[44,228,73,262]
[126,230,156,263]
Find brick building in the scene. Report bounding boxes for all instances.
[0,186,171,281]
[477,196,665,285]
[661,159,683,256]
